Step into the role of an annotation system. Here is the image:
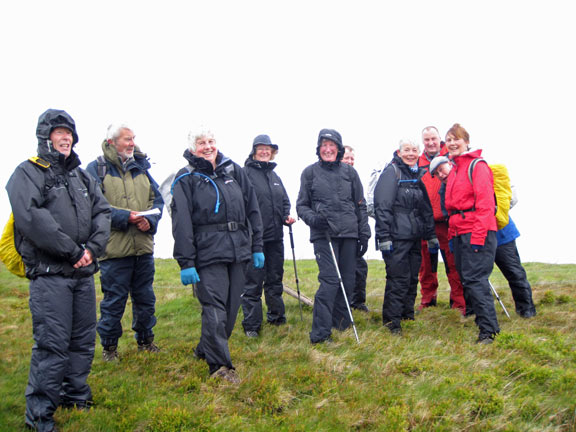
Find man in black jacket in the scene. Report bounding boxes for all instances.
[297,129,370,344]
[241,134,295,337]
[6,109,111,431]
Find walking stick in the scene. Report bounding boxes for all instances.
[325,233,360,343]
[288,225,303,321]
[488,280,511,319]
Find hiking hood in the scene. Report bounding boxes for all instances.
[35,109,81,169]
[316,128,344,162]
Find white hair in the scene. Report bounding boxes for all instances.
[106,123,133,141]
[398,138,420,151]
[187,124,216,151]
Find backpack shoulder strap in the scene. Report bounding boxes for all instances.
[96,155,107,182]
[28,156,50,170]
[467,158,485,184]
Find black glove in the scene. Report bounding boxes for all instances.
[310,214,329,230]
[357,237,369,257]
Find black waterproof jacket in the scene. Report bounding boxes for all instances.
[6,110,111,279]
[373,151,435,243]
[243,157,290,242]
[171,150,264,270]
[297,143,369,243]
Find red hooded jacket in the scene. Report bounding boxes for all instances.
[444,149,497,245]
[418,144,449,222]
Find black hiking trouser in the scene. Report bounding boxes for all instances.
[25,275,96,432]
[351,256,368,308]
[495,240,536,316]
[194,262,245,374]
[381,239,421,331]
[242,240,286,332]
[310,238,356,343]
[453,231,500,338]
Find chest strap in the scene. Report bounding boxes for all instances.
[195,221,246,233]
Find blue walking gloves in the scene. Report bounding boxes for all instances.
[181,267,200,285]
[427,238,440,254]
[253,252,265,269]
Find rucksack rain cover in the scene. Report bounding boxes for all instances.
[0,213,26,277]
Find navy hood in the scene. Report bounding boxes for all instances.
[36,109,79,146]
[316,128,344,162]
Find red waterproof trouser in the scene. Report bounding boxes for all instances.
[419,221,466,313]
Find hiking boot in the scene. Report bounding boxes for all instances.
[102,345,119,362]
[388,326,402,336]
[311,336,333,345]
[25,422,58,431]
[138,337,161,353]
[268,317,287,326]
[59,398,94,411]
[210,366,241,385]
[245,330,259,338]
[193,348,205,360]
[518,309,536,319]
[352,304,370,313]
[476,334,495,345]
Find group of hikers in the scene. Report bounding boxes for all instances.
[4,109,535,431]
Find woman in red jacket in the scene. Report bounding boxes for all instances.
[444,123,500,344]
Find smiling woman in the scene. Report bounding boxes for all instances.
[373,139,437,335]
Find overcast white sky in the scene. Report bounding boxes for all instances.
[1,0,574,263]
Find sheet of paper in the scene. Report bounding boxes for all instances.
[135,208,161,217]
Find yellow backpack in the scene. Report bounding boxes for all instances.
[0,213,26,277]
[468,159,512,230]
[0,157,52,278]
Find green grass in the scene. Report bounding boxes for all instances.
[1,260,576,431]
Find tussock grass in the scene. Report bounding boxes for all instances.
[1,260,576,431]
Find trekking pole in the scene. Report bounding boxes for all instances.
[488,280,511,319]
[288,224,304,321]
[325,233,360,343]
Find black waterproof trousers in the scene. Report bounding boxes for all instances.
[242,240,286,332]
[495,240,536,316]
[195,262,245,373]
[310,238,356,343]
[382,239,421,330]
[453,231,500,338]
[97,254,157,347]
[25,275,96,432]
[351,256,368,308]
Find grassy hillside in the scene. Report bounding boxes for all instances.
[1,260,575,431]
